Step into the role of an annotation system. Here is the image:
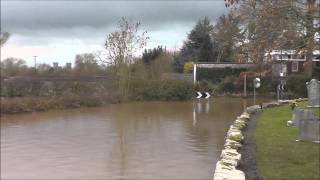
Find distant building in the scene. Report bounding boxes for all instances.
[53,62,59,70]
[65,63,72,71]
[264,50,320,77]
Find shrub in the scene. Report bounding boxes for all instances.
[0,97,59,114]
[129,79,194,101]
[195,80,215,92]
[0,79,116,98]
[183,62,194,73]
[197,67,247,84]
[58,95,81,108]
[1,97,31,114]
[216,76,239,93]
[161,80,194,100]
[286,74,309,98]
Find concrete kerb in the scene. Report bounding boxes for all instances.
[212,100,297,180]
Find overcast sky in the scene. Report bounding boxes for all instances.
[1,0,228,66]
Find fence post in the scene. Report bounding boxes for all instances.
[193,64,197,85]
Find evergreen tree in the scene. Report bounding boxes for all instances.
[199,34,215,61]
[142,46,166,65]
[174,17,218,72]
[183,17,217,62]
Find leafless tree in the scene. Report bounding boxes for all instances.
[225,0,319,71]
[104,17,148,67]
[103,17,149,100]
[0,32,10,47]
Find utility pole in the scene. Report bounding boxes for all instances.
[33,56,37,72]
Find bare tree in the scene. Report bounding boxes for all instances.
[1,58,29,76]
[74,53,99,75]
[104,17,148,100]
[104,17,148,66]
[0,32,10,47]
[213,12,243,62]
[225,0,319,75]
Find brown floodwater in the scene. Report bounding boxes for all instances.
[1,97,269,179]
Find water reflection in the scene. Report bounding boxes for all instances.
[193,99,211,126]
[1,97,270,179]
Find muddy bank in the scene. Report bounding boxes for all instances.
[213,105,263,180]
[0,95,119,115]
[213,100,305,180]
[238,111,262,180]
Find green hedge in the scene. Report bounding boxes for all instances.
[214,74,310,98]
[1,80,115,97]
[129,79,194,101]
[197,67,247,83]
[286,75,309,99]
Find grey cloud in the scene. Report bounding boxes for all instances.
[1,1,227,33]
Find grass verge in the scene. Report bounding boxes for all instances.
[254,104,320,180]
[297,101,320,118]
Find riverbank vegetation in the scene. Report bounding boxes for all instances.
[1,95,117,114]
[254,103,320,179]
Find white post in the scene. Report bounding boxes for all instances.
[253,86,256,105]
[193,64,197,85]
[279,73,283,101]
[193,106,196,126]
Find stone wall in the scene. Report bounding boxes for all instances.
[213,98,307,180]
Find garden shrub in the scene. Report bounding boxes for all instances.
[129,79,193,101]
[286,74,309,98]
[197,67,247,84]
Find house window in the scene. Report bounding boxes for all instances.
[292,61,299,72]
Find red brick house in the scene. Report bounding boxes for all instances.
[264,50,320,77]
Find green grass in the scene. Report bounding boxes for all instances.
[297,101,320,118]
[254,105,320,180]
